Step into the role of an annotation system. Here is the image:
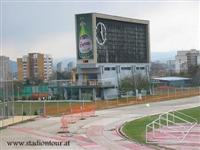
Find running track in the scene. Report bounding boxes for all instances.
[0,96,199,150]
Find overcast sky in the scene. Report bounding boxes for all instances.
[0,0,199,60]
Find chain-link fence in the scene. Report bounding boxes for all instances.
[0,87,199,119]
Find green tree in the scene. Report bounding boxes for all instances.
[119,76,133,92]
[188,65,200,86]
[134,75,149,91]
[119,74,150,93]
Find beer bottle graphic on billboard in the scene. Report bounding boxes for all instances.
[79,20,93,59]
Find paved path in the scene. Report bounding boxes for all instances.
[0,96,199,150]
[0,116,37,128]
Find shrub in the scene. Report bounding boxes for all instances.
[23,111,26,116]
[34,110,38,115]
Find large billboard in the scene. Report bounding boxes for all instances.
[76,14,93,60]
[96,17,149,63]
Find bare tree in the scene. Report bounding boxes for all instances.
[119,74,150,93]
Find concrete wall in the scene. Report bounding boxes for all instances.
[98,63,150,87]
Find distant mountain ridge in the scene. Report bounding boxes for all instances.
[151,51,177,62]
[54,51,177,66]
[53,57,76,70]
[9,52,177,73]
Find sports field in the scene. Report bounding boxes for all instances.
[122,106,200,143]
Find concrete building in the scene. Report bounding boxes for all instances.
[152,77,191,87]
[44,54,53,82]
[17,55,29,82]
[198,55,200,65]
[56,62,63,73]
[175,49,200,73]
[56,59,76,73]
[49,13,150,100]
[0,56,13,105]
[17,53,53,83]
[0,56,11,81]
[186,49,200,67]
[166,60,175,73]
[67,61,76,72]
[75,13,150,99]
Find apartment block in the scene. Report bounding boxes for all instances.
[17,53,53,83]
[175,49,200,73]
[0,56,11,81]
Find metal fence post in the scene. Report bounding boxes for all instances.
[29,101,31,118]
[117,94,119,105]
[181,87,183,96]
[22,104,24,121]
[167,88,169,98]
[199,87,200,94]
[12,101,14,124]
[126,92,128,104]
[153,123,155,137]
[69,101,72,114]
[13,101,15,117]
[1,108,3,128]
[44,100,46,116]
[175,88,176,98]
[106,99,108,108]
[57,101,59,114]
[188,88,190,96]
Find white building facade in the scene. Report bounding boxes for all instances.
[0,56,11,81]
[175,49,200,73]
[44,54,53,82]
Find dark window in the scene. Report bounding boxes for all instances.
[121,67,131,70]
[96,18,148,63]
[111,67,116,70]
[83,60,88,63]
[104,67,110,71]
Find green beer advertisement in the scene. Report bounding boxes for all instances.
[76,14,93,60]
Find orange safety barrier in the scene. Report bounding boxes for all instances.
[44,88,200,117]
[60,115,69,132]
[70,105,82,121]
[82,105,96,117]
[70,105,82,114]
[45,105,70,116]
[66,104,96,121]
